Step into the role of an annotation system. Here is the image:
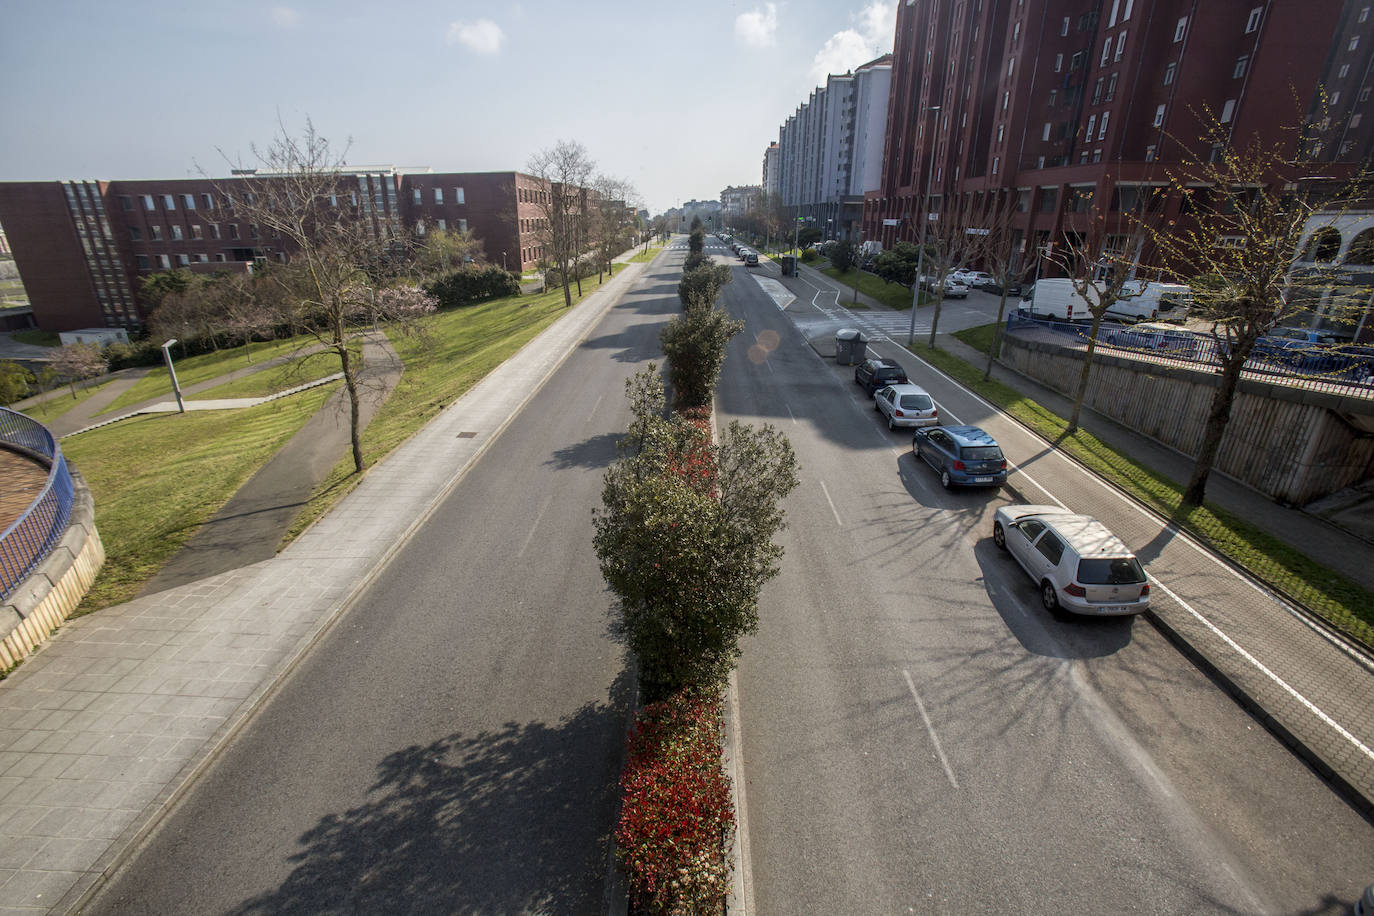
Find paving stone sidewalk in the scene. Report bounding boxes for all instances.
[0,262,647,914]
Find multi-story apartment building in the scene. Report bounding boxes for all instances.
[775,55,894,240]
[721,185,761,222]
[864,0,1371,275]
[0,168,564,333]
[762,143,781,198]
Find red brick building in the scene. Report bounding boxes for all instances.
[0,169,558,332]
[864,0,1369,271]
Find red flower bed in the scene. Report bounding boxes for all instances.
[615,689,733,914]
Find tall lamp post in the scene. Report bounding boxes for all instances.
[160,339,185,414]
[908,104,942,346]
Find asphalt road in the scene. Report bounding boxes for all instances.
[711,240,1374,915]
[83,262,681,914]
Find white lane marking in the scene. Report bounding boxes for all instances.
[818,479,844,526]
[785,404,797,424]
[726,670,756,916]
[517,495,553,558]
[896,345,1373,745]
[934,400,962,424]
[587,393,604,422]
[902,669,960,788]
[1149,576,1374,765]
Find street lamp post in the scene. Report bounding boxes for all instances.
[502,251,508,272]
[853,227,863,305]
[908,105,942,346]
[160,339,185,414]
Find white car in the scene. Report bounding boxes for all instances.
[873,383,939,430]
[992,505,1150,617]
[943,277,969,298]
[961,271,996,289]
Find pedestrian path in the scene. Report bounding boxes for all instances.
[0,263,648,913]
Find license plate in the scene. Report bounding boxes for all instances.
[974,477,994,483]
[1099,605,1130,614]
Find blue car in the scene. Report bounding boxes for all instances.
[912,425,1008,488]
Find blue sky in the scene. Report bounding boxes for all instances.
[1,1,896,214]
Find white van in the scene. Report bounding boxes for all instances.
[1022,278,1192,323]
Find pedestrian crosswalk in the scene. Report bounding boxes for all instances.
[812,303,930,341]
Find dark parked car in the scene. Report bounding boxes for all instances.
[912,425,1008,488]
[854,358,908,395]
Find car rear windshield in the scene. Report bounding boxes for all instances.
[1077,557,1146,585]
[960,446,1003,460]
[876,369,906,381]
[898,394,933,410]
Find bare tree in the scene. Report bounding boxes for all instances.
[1045,188,1161,434]
[978,196,1035,381]
[592,174,639,280]
[50,343,106,397]
[915,191,1000,347]
[526,140,596,308]
[220,119,434,473]
[1147,111,1373,506]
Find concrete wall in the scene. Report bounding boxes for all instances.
[0,471,104,670]
[999,334,1374,505]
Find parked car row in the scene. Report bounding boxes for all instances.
[728,240,759,267]
[851,358,1150,617]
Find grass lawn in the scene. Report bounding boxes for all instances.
[10,329,58,347]
[923,324,1374,648]
[820,267,932,310]
[283,272,616,541]
[99,337,327,415]
[64,382,341,614]
[195,364,339,399]
[18,381,112,423]
[628,244,667,264]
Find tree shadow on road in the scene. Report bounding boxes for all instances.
[231,670,634,916]
[546,432,622,471]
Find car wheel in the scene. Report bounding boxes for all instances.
[940,469,952,489]
[992,521,1006,550]
[1041,580,1063,615]
[874,400,881,412]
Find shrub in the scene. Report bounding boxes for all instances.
[800,248,819,263]
[678,263,732,313]
[661,305,743,411]
[829,239,858,274]
[423,265,520,309]
[616,688,733,915]
[683,250,710,273]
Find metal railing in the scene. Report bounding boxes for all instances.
[0,408,75,602]
[1006,311,1374,399]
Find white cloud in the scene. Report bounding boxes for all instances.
[735,3,779,49]
[446,18,506,55]
[809,1,896,83]
[269,5,301,28]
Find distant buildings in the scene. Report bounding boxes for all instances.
[662,199,723,233]
[762,143,780,198]
[772,54,893,240]
[720,185,761,222]
[0,168,565,332]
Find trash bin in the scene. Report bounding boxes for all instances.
[835,328,868,365]
[781,255,798,277]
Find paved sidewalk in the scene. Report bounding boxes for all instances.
[0,263,646,914]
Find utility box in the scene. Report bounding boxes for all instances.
[781,255,798,277]
[835,328,868,365]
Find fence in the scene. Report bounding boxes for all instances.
[0,408,75,602]
[1005,311,1374,400]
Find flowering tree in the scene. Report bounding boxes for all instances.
[49,343,107,397]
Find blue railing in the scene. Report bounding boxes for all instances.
[1005,311,1374,397]
[0,408,75,602]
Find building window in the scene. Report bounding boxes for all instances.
[1341,64,1351,79]
[129,226,142,240]
[1101,38,1112,67]
[215,253,226,262]
[1093,77,1105,104]
[1049,89,1058,106]
[163,194,176,210]
[183,194,195,209]
[1163,62,1177,85]
[191,224,203,239]
[249,224,259,239]
[459,218,468,233]
[1362,87,1372,102]
[1013,21,1021,42]
[1108,0,1120,27]
[437,219,446,231]
[1122,0,1133,19]
[1054,53,1063,72]
[143,194,155,211]
[1106,73,1118,100]
[229,224,240,239]
[1362,6,1371,22]
[997,124,1005,143]
[202,193,213,208]
[1092,149,1103,163]
[434,188,444,204]
[210,223,220,239]
[412,188,422,205]
[1154,104,1166,127]
[1115,31,1126,60]
[137,255,150,269]
[158,255,171,269]
[455,187,465,205]
[1042,122,1052,141]
[416,220,426,236]
[198,254,209,263]
[1061,16,1070,36]
[178,254,190,266]
[1002,90,1010,110]
[1070,51,1086,70]
[1037,156,1047,168]
[1353,113,1364,128]
[1145,144,1156,161]
[1350,36,1360,51]
[1332,90,1342,106]
[1099,111,1110,139]
[150,225,163,240]
[1233,55,1248,79]
[120,195,133,211]
[1085,115,1097,139]
[1080,150,1091,164]
[992,156,1000,175]
[1174,17,1187,41]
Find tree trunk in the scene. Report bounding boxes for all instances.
[337,330,365,474]
[925,290,946,350]
[560,257,573,308]
[1067,311,1105,435]
[1182,355,1246,507]
[985,290,1011,381]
